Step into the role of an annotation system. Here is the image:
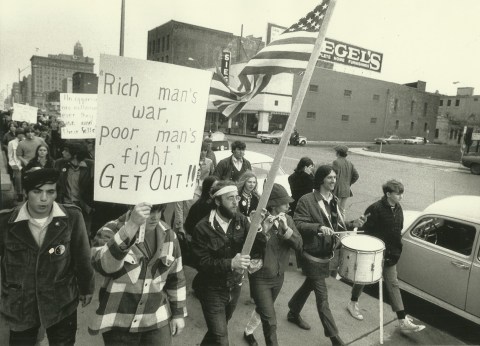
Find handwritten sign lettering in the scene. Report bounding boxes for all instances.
[60,93,97,139]
[95,54,212,205]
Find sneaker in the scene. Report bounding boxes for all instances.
[243,331,258,346]
[347,301,364,320]
[398,316,426,333]
[287,311,311,330]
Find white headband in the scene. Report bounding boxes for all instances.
[212,185,238,198]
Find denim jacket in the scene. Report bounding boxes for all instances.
[0,203,94,330]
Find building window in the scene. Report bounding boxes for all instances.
[435,129,439,138]
[439,99,443,106]
[423,102,428,116]
[373,94,380,101]
[166,35,170,50]
[410,100,415,114]
[344,90,352,97]
[393,98,398,112]
[165,55,169,63]
[370,117,377,123]
[395,120,399,129]
[341,114,350,121]
[410,121,414,131]
[449,129,454,139]
[424,122,428,132]
[274,100,279,106]
[306,111,316,119]
[447,99,451,106]
[474,98,478,101]
[157,39,161,53]
[309,84,318,92]
[455,99,460,106]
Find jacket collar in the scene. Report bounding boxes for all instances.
[13,201,66,223]
[312,190,346,230]
[7,203,69,251]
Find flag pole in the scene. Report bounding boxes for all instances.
[119,0,125,56]
[241,0,338,256]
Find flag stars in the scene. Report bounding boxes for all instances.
[314,11,321,17]
[322,3,328,9]
[307,17,313,23]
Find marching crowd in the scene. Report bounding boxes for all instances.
[0,112,426,346]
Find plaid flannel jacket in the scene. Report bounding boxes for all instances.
[88,214,187,334]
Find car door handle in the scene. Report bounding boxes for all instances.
[450,261,469,270]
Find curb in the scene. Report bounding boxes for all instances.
[349,147,467,169]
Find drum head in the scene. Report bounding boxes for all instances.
[341,234,384,251]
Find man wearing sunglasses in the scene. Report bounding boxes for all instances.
[191,180,271,346]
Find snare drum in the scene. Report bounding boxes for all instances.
[338,235,385,284]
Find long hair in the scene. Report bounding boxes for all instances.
[26,144,54,169]
[294,157,314,173]
[199,175,219,202]
[313,165,336,190]
[237,170,260,199]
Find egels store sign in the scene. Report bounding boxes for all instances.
[320,38,383,72]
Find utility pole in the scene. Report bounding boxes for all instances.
[119,0,125,56]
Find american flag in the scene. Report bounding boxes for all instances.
[209,0,331,118]
[209,71,271,119]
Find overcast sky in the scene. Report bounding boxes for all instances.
[1,0,479,99]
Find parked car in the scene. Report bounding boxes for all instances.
[214,150,291,195]
[259,130,307,145]
[374,135,403,144]
[461,152,480,175]
[397,195,480,325]
[404,136,428,144]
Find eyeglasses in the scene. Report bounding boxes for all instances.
[226,195,241,203]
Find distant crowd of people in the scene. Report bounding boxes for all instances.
[0,112,425,346]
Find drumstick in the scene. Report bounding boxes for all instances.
[335,230,364,234]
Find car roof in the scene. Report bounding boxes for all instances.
[423,195,480,224]
[215,150,275,164]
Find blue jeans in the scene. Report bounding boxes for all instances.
[250,274,284,346]
[288,259,339,338]
[199,285,242,346]
[9,310,76,346]
[102,323,172,346]
[351,264,404,312]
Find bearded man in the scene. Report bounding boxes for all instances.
[191,180,270,346]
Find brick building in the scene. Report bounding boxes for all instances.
[292,68,439,142]
[146,20,264,68]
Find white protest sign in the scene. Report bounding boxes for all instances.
[95,54,212,205]
[12,103,37,124]
[60,93,97,139]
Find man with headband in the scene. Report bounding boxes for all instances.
[0,168,94,345]
[191,180,271,346]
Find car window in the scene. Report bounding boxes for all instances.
[411,217,477,256]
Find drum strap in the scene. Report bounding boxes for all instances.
[303,251,332,264]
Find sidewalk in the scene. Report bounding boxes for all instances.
[349,147,467,170]
[19,265,463,346]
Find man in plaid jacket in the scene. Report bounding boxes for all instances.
[89,202,187,345]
